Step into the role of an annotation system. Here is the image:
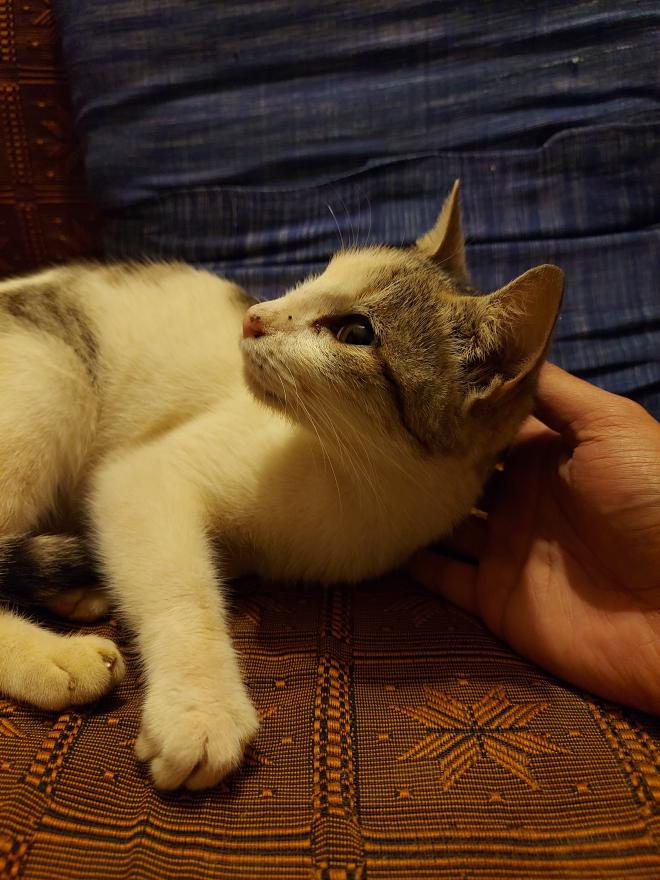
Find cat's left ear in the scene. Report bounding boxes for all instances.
[463,263,565,409]
[415,179,468,283]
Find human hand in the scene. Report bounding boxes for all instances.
[410,363,660,713]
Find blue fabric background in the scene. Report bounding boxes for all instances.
[54,1,659,414]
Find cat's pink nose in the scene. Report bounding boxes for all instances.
[243,312,267,339]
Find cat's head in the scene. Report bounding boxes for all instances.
[240,181,564,458]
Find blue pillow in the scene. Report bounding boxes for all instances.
[54,0,660,414]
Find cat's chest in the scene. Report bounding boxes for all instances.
[217,446,448,584]
[168,406,476,587]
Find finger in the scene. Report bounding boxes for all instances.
[408,550,480,616]
[513,414,558,447]
[435,513,488,561]
[474,463,506,513]
[534,362,624,444]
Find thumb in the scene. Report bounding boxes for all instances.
[534,362,629,446]
[407,551,480,617]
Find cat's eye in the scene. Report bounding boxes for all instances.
[335,317,375,346]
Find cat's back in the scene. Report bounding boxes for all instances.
[0,262,254,447]
[82,262,250,377]
[81,262,253,447]
[0,261,250,366]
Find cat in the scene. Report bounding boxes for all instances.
[0,182,563,790]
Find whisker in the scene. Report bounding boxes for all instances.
[300,373,392,510]
[304,384,384,507]
[365,190,372,246]
[318,372,440,505]
[251,349,439,511]
[275,370,290,415]
[337,193,355,249]
[326,203,344,251]
[433,242,466,272]
[304,387,379,504]
[356,184,373,248]
[277,360,344,511]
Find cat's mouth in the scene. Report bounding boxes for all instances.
[242,351,288,410]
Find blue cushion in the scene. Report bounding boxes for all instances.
[54,0,660,414]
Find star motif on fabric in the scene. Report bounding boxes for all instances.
[31,1,55,28]
[234,593,284,629]
[244,705,278,767]
[0,701,24,738]
[395,686,568,790]
[385,595,444,628]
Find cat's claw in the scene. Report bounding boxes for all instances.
[136,689,260,790]
[17,633,125,710]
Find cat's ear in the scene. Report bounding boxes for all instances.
[416,179,468,283]
[462,264,564,409]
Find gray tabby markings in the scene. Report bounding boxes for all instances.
[5,285,98,383]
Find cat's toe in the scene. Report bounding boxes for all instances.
[184,708,258,790]
[137,692,259,790]
[46,586,112,622]
[37,634,125,710]
[134,728,157,762]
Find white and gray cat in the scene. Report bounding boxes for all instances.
[0,182,563,789]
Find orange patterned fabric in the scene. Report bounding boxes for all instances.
[2,577,660,879]
[2,3,660,878]
[0,0,98,278]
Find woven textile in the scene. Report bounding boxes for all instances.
[53,0,660,415]
[3,4,660,879]
[3,577,660,880]
[0,0,99,275]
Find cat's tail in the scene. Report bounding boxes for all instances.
[0,533,95,608]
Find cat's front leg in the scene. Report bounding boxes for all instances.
[91,450,258,790]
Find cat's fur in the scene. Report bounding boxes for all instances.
[0,183,563,789]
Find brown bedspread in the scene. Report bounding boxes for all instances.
[2,4,660,877]
[2,576,660,879]
[0,0,98,277]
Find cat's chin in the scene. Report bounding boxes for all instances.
[241,345,294,413]
[252,384,287,411]
[242,364,287,413]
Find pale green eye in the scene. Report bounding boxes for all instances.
[335,317,375,345]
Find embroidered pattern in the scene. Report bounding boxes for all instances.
[234,593,284,629]
[0,701,24,737]
[384,595,445,628]
[395,686,568,790]
[0,0,99,276]
[245,705,278,767]
[25,712,84,794]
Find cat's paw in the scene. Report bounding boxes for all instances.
[136,689,260,790]
[46,586,112,622]
[25,633,125,710]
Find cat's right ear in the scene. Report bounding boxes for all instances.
[462,263,565,410]
[415,180,469,283]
